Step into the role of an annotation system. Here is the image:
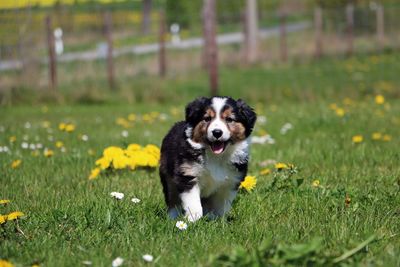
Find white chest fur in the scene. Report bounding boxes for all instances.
[198,139,250,198]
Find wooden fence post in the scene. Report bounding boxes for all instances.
[104,11,115,90]
[244,0,258,63]
[345,3,354,57]
[279,13,287,62]
[202,0,218,96]
[141,0,152,34]
[158,10,166,77]
[314,6,323,59]
[45,15,57,90]
[376,4,384,51]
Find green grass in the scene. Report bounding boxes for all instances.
[1,52,400,266]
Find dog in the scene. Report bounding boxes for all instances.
[159,96,257,222]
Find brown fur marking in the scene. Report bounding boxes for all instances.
[192,108,215,143]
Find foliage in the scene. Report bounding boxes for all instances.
[211,235,377,266]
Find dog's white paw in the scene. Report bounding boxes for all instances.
[185,209,203,222]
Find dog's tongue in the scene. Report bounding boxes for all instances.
[211,142,225,154]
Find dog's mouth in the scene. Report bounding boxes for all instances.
[210,141,228,155]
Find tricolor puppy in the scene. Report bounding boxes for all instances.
[159,96,257,222]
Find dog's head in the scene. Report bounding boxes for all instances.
[185,96,257,154]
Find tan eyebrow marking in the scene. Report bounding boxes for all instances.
[221,107,234,119]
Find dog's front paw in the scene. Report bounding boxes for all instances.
[185,208,203,222]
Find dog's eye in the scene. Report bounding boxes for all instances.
[225,117,234,123]
[203,116,212,122]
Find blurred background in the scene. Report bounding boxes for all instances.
[0,0,399,105]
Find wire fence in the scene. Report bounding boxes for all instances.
[0,2,400,94]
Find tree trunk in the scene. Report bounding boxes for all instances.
[45,15,57,90]
[141,0,152,35]
[202,0,218,96]
[244,0,258,63]
[314,6,323,59]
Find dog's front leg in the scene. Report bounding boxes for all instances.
[180,183,203,222]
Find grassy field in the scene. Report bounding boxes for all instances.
[1,52,400,266]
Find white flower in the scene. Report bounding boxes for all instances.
[61,147,66,153]
[2,146,9,152]
[159,113,168,121]
[21,142,29,149]
[0,126,4,132]
[82,260,92,265]
[81,134,89,141]
[36,143,43,149]
[251,135,275,145]
[29,143,36,150]
[24,122,31,129]
[175,220,188,230]
[23,135,29,140]
[121,130,129,138]
[110,192,124,200]
[112,257,124,267]
[131,197,141,203]
[142,254,153,262]
[257,115,267,124]
[280,123,293,135]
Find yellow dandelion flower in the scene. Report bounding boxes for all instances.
[0,259,14,267]
[131,150,150,167]
[65,124,75,132]
[128,113,136,122]
[88,168,101,180]
[371,132,382,141]
[239,176,257,192]
[0,200,10,205]
[312,179,320,187]
[343,98,352,105]
[103,146,125,159]
[95,157,111,170]
[6,211,24,221]
[147,155,159,167]
[144,144,161,159]
[0,215,7,224]
[9,136,16,143]
[126,144,142,151]
[275,163,288,170]
[112,155,130,169]
[58,123,66,131]
[260,168,271,175]
[116,118,130,128]
[329,103,337,110]
[382,134,392,142]
[87,149,95,156]
[55,141,64,148]
[11,159,21,169]
[44,149,54,157]
[142,114,153,123]
[335,108,345,117]
[375,95,385,105]
[352,135,363,144]
[41,121,51,128]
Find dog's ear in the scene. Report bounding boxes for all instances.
[185,97,210,125]
[236,99,257,136]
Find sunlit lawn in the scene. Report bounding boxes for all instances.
[1,52,400,266]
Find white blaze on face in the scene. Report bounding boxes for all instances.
[207,97,231,142]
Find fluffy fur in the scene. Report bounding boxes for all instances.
[159,96,257,222]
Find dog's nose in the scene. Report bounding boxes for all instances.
[212,129,223,139]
